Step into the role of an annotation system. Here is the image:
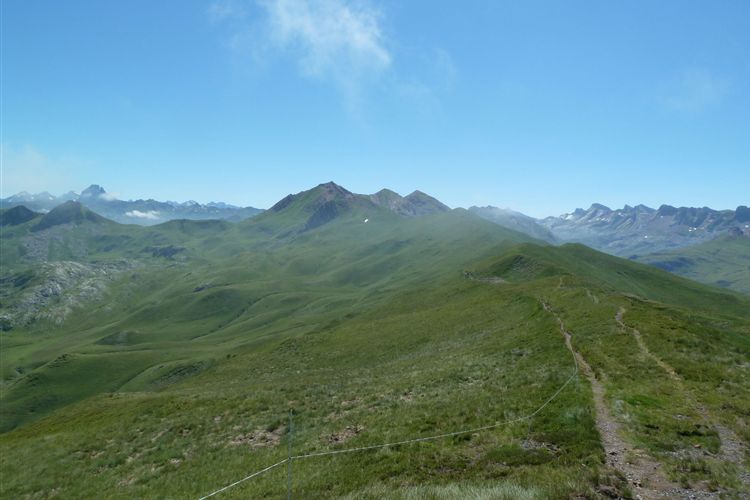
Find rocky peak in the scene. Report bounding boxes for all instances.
[80,184,106,198]
[656,204,677,216]
[369,189,404,210]
[269,182,354,213]
[315,182,353,200]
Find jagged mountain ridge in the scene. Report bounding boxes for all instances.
[5,185,747,258]
[539,203,750,256]
[0,185,264,226]
[1,183,451,227]
[0,181,523,333]
[3,181,750,498]
[3,182,750,497]
[270,183,449,215]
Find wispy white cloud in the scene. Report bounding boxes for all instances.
[665,68,729,113]
[99,192,119,201]
[125,210,160,220]
[209,0,454,116]
[261,0,391,78]
[210,0,392,111]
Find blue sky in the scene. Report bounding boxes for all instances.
[2,0,748,217]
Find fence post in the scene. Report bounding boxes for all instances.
[287,410,293,500]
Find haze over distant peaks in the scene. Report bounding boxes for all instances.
[4,182,747,260]
[31,201,110,232]
[541,203,750,256]
[469,206,556,243]
[1,185,263,226]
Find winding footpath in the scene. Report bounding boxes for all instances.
[616,308,750,490]
[542,301,715,499]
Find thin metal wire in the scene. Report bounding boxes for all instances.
[198,459,289,500]
[198,299,579,499]
[198,368,577,498]
[292,371,577,460]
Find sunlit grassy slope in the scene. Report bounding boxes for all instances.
[1,185,748,498]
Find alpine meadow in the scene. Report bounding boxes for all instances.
[2,1,749,499]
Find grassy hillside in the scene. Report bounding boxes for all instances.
[1,186,748,498]
[636,234,750,295]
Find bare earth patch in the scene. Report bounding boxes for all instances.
[228,427,284,448]
[542,301,709,499]
[328,425,364,445]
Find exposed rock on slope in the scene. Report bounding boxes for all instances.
[0,260,135,329]
[541,203,749,256]
[267,182,451,233]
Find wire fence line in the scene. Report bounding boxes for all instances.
[199,459,289,499]
[200,301,579,499]
[292,371,577,461]
[198,372,578,498]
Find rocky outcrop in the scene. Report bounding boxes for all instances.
[0,260,135,329]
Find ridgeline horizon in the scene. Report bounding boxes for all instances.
[3,180,748,217]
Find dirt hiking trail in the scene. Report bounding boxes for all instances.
[542,301,718,499]
[616,307,749,489]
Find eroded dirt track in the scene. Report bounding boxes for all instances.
[542,301,712,499]
[616,308,750,489]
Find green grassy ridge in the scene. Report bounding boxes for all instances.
[0,208,536,431]
[636,234,750,295]
[1,196,532,274]
[476,242,750,318]
[3,262,747,497]
[1,192,749,496]
[549,284,750,491]
[0,280,604,498]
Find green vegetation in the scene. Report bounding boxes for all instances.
[1,184,748,498]
[636,233,750,295]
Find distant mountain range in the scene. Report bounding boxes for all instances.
[3,183,748,264]
[539,203,750,257]
[3,180,749,498]
[0,183,454,227]
[471,203,749,257]
[0,185,263,225]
